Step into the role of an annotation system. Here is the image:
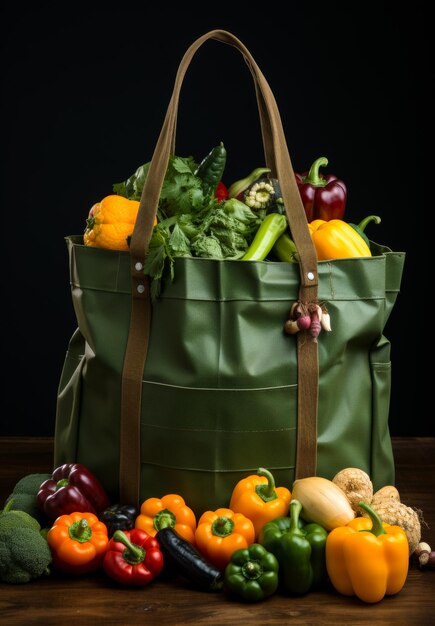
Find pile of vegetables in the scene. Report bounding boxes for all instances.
[83,148,381,301]
[2,462,432,605]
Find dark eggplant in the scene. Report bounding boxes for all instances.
[157,527,223,592]
[99,503,138,538]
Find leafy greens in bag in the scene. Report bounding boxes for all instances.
[113,149,266,300]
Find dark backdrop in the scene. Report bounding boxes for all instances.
[1,3,430,436]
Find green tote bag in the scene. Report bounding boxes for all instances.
[54,30,405,515]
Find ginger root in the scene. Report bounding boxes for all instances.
[363,495,421,555]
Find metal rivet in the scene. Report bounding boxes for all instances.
[135,262,143,271]
[137,284,145,294]
[307,271,315,280]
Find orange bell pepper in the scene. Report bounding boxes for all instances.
[195,508,255,571]
[229,467,292,539]
[84,195,140,251]
[47,512,109,574]
[326,501,409,603]
[135,494,196,544]
[83,195,157,251]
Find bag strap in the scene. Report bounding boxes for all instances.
[120,30,319,504]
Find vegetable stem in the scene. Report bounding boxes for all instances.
[153,509,177,531]
[358,501,387,536]
[357,215,381,232]
[302,157,329,187]
[211,516,235,538]
[113,530,145,565]
[68,519,93,543]
[255,468,278,502]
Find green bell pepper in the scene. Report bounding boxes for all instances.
[224,543,279,602]
[258,499,328,594]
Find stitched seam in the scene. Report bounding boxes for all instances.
[142,380,297,391]
[141,423,296,433]
[140,462,296,473]
[328,262,335,299]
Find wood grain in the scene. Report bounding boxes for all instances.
[1,437,434,626]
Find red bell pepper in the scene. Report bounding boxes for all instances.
[37,463,110,519]
[103,529,164,585]
[296,156,347,221]
[215,181,228,202]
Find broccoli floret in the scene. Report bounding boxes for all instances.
[0,500,41,533]
[4,494,48,526]
[0,526,51,583]
[5,473,52,526]
[12,473,51,495]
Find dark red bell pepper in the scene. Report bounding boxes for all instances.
[295,156,347,221]
[103,529,164,585]
[37,463,110,519]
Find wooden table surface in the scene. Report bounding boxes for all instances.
[0,437,434,626]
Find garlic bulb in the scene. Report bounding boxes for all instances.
[292,476,355,530]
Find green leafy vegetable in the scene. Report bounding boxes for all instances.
[144,227,173,301]
[144,198,262,299]
[113,155,203,214]
[169,223,191,256]
[115,149,265,300]
[113,162,151,200]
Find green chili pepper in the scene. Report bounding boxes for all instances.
[224,543,279,602]
[258,499,328,594]
[242,213,287,261]
[273,233,299,262]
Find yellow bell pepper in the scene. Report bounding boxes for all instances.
[308,218,372,260]
[326,501,409,603]
[84,195,141,251]
[229,467,291,539]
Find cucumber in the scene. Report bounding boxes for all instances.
[157,527,223,592]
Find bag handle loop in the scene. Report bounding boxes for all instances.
[120,30,319,504]
[130,30,318,294]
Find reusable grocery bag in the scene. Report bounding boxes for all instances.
[54,30,405,515]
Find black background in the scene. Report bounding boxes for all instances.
[1,3,430,436]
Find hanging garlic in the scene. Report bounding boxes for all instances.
[320,305,332,332]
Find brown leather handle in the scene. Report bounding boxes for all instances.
[169,52,277,173]
[129,29,318,298]
[120,30,319,505]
